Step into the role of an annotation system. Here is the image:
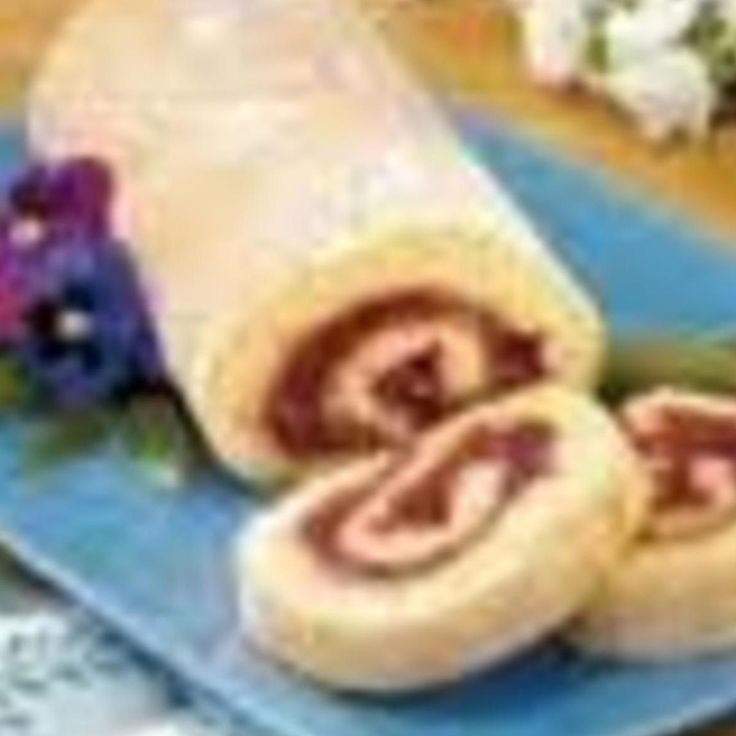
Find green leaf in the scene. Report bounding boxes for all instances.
[117,394,201,489]
[24,408,115,475]
[602,335,736,405]
[687,5,736,88]
[0,354,32,413]
[585,27,609,73]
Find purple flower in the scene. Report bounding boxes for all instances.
[0,157,114,341]
[16,235,163,408]
[0,266,25,341]
[0,157,163,407]
[5,157,112,239]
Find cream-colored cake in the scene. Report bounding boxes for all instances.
[28,0,602,480]
[572,388,736,660]
[238,385,648,691]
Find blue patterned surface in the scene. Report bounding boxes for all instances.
[1,113,736,736]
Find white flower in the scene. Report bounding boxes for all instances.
[716,0,736,26]
[518,0,598,87]
[604,0,707,67]
[604,47,716,140]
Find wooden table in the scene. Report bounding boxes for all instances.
[0,0,81,111]
[0,0,734,734]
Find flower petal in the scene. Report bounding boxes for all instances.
[604,47,716,139]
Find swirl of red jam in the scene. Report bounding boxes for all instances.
[265,289,547,459]
[624,394,736,540]
[302,419,554,577]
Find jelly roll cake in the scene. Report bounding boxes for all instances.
[573,389,736,660]
[238,385,647,691]
[28,0,602,480]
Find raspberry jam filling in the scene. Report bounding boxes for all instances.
[628,405,736,539]
[302,420,554,577]
[265,289,547,459]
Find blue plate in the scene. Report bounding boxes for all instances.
[2,111,736,736]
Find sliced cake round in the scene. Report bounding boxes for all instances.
[237,384,647,691]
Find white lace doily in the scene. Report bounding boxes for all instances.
[0,572,260,736]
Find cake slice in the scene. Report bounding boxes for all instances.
[573,388,736,659]
[238,385,647,691]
